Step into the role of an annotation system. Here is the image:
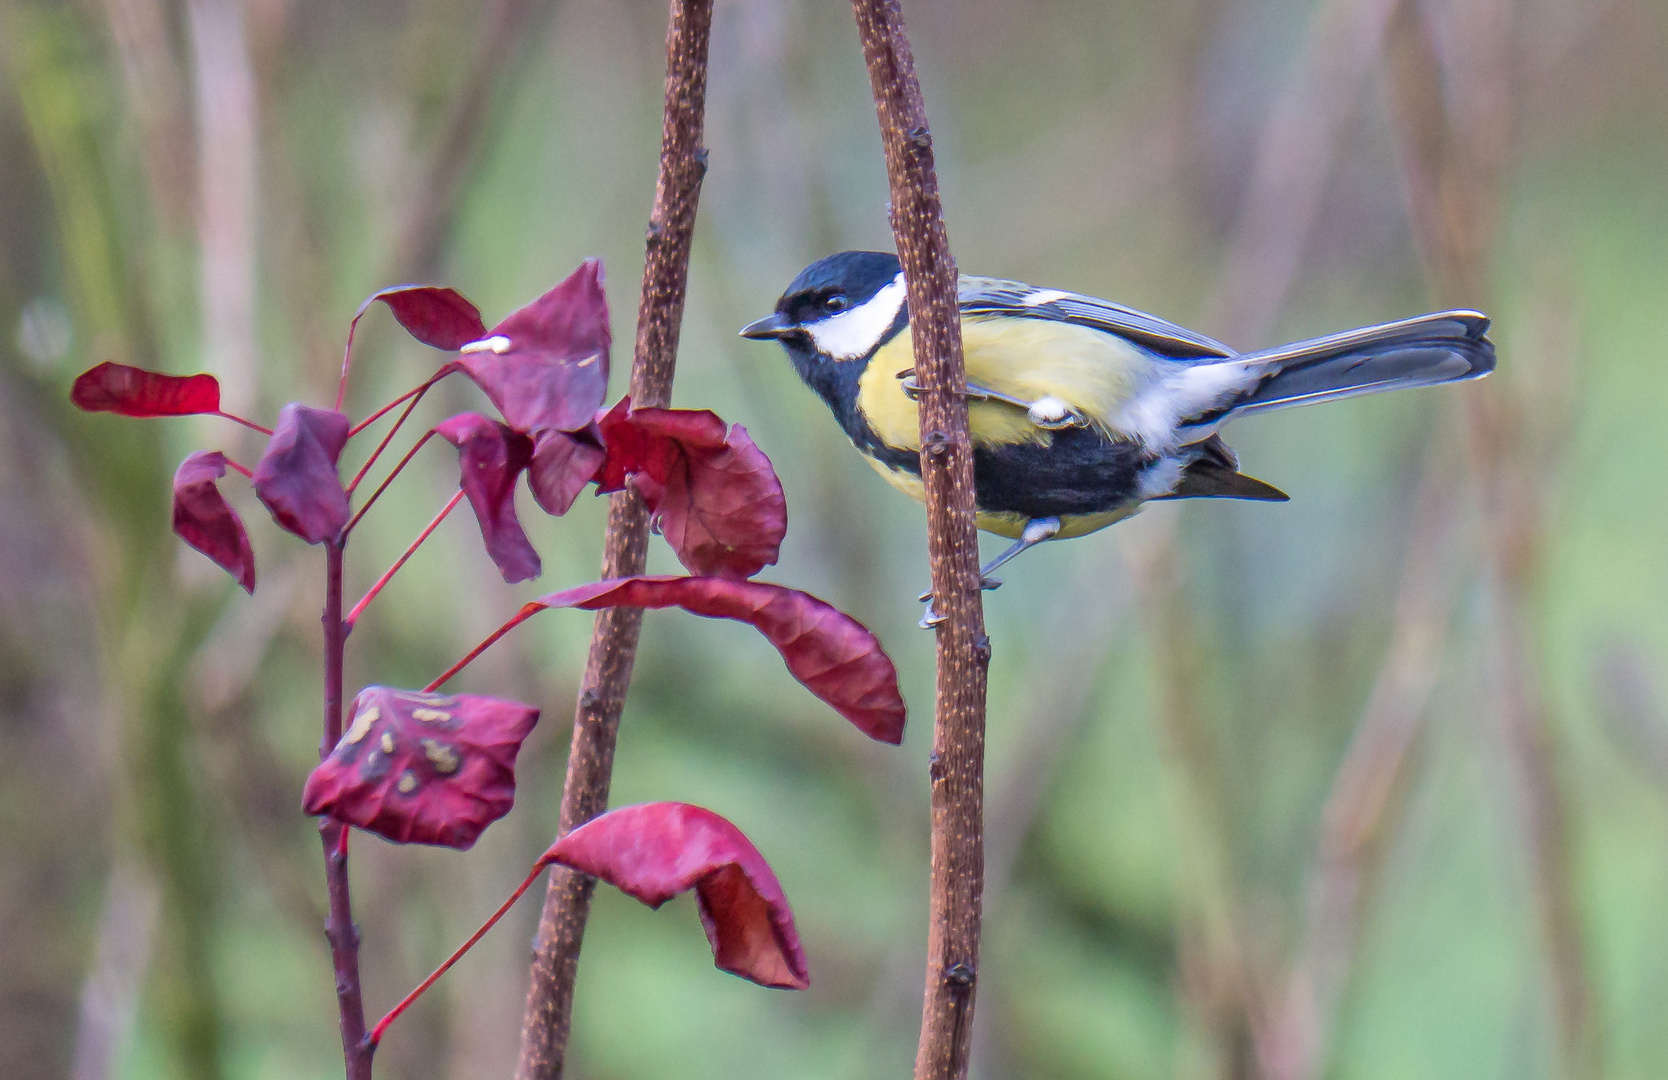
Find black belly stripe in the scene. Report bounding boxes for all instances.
[972,427,1154,519]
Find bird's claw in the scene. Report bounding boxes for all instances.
[916,575,1004,606]
[918,602,946,629]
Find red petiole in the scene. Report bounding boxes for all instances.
[342,430,436,537]
[344,490,464,628]
[216,410,273,436]
[347,363,459,440]
[423,603,542,692]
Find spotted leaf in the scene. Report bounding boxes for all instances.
[546,802,809,990]
[596,400,787,579]
[302,686,540,849]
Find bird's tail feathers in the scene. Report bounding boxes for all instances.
[1225,310,1495,417]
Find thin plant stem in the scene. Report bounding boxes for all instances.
[223,458,252,478]
[215,410,272,436]
[319,540,372,1080]
[849,4,989,1080]
[514,2,713,1077]
[369,859,551,1051]
[347,362,458,440]
[342,430,437,537]
[424,603,541,692]
[343,490,464,629]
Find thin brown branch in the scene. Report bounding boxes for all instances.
[849,4,989,1080]
[1383,3,1597,1078]
[513,3,713,1077]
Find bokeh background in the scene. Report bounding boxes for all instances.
[4,0,1668,1077]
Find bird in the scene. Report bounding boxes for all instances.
[740,250,1494,623]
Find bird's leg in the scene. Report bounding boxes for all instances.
[899,372,1085,429]
[919,517,1062,628]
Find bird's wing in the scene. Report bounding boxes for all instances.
[957,276,1235,360]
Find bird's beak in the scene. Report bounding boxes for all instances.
[739,312,792,340]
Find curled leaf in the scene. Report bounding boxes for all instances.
[435,413,541,584]
[357,285,488,352]
[252,404,352,543]
[172,451,255,592]
[596,401,787,579]
[527,426,606,516]
[458,260,610,434]
[302,686,540,849]
[71,362,220,417]
[526,576,904,744]
[547,802,809,990]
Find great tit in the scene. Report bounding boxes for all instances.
[741,250,1494,613]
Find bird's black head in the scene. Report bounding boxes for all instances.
[739,251,908,363]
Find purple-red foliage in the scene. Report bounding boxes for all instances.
[252,404,352,544]
[358,286,488,351]
[71,362,220,417]
[527,426,606,516]
[522,576,905,744]
[172,451,255,593]
[596,400,787,579]
[303,686,540,850]
[546,802,809,990]
[459,260,611,435]
[435,413,542,584]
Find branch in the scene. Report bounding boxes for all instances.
[849,4,989,1080]
[514,2,713,1076]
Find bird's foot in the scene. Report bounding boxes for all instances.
[917,575,1003,627]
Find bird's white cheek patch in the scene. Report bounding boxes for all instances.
[805,274,907,360]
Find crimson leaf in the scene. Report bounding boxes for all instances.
[527,426,606,516]
[458,259,610,434]
[435,413,541,584]
[252,403,351,544]
[356,285,488,351]
[71,362,220,417]
[172,451,255,593]
[522,576,904,744]
[302,686,540,849]
[547,802,809,990]
[596,400,787,579]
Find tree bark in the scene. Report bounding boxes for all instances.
[513,2,713,1077]
[848,4,990,1080]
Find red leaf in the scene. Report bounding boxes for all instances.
[252,404,351,544]
[71,361,220,417]
[458,260,610,434]
[172,451,255,592]
[596,401,787,579]
[357,285,488,351]
[527,576,905,744]
[527,426,605,516]
[435,413,541,584]
[302,686,540,849]
[547,802,809,990]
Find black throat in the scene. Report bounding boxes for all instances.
[779,329,918,474]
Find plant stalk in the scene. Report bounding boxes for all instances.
[319,540,372,1080]
[513,2,713,1076]
[849,3,989,1079]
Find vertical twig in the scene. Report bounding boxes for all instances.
[319,540,371,1080]
[1382,2,1597,1077]
[514,3,713,1077]
[848,4,989,1080]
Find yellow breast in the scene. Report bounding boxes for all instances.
[854,314,1151,453]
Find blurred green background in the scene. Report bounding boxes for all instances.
[4,0,1668,1078]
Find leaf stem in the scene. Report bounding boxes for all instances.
[424,602,541,692]
[368,858,553,1052]
[344,490,465,629]
[342,430,437,536]
[348,362,458,440]
[215,410,273,436]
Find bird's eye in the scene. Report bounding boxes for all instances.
[822,294,849,314]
